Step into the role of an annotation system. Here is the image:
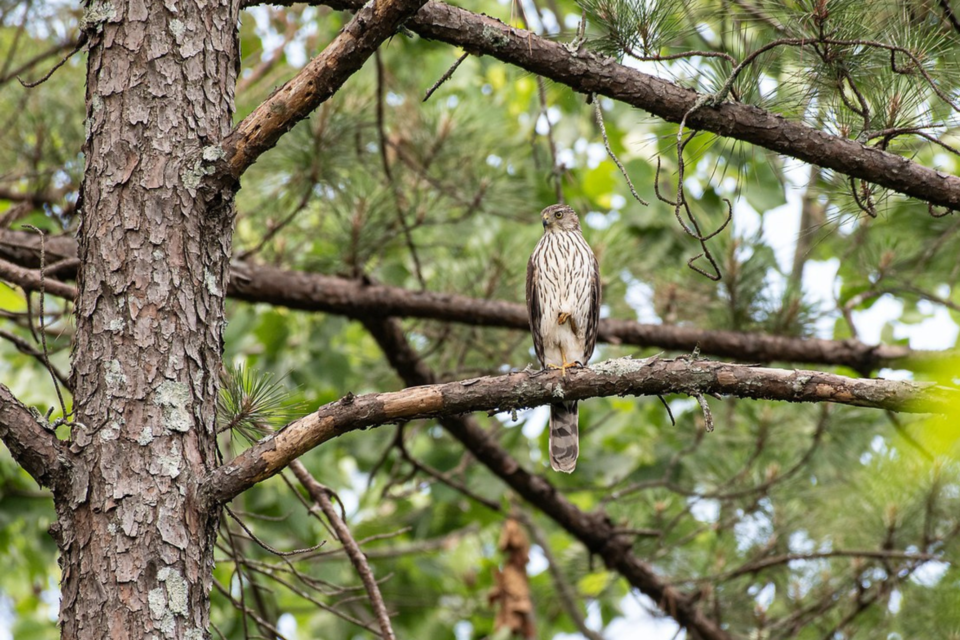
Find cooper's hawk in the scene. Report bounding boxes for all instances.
[526,204,601,473]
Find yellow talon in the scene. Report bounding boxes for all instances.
[545,346,579,377]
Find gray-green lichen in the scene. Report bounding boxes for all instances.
[159,611,176,636]
[158,567,188,615]
[169,18,185,39]
[148,586,167,620]
[204,269,222,297]
[201,145,225,162]
[148,568,189,637]
[180,161,211,190]
[105,359,128,389]
[27,406,52,431]
[100,420,121,442]
[591,356,652,376]
[81,1,116,30]
[481,25,510,49]
[792,374,812,393]
[137,427,155,445]
[552,383,565,399]
[153,380,192,433]
[153,440,182,477]
[180,149,223,191]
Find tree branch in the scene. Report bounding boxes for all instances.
[0,229,947,372]
[0,383,66,489]
[357,316,732,640]
[222,0,428,179]
[289,459,396,640]
[202,355,949,504]
[0,255,77,300]
[251,0,960,210]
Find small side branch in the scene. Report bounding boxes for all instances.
[289,460,396,640]
[423,51,468,102]
[222,0,428,178]
[0,383,66,490]
[0,255,77,300]
[593,95,648,206]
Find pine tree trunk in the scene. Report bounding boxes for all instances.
[55,2,239,637]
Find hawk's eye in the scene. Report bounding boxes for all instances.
[554,211,563,219]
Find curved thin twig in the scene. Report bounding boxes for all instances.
[290,460,397,640]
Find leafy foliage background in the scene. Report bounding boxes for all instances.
[2,0,960,638]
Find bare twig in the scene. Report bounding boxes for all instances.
[17,33,87,88]
[593,95,648,206]
[676,549,938,585]
[396,428,501,511]
[423,51,468,102]
[22,226,68,422]
[290,460,396,640]
[657,395,676,426]
[224,505,326,557]
[213,579,291,640]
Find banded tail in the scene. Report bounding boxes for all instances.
[549,401,579,473]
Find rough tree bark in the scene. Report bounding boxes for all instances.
[32,0,436,638]
[56,1,241,637]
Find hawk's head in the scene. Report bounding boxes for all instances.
[540,204,581,233]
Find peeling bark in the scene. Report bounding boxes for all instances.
[59,1,241,638]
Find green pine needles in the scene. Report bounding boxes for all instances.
[217,364,304,444]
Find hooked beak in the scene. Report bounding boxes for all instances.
[541,214,549,229]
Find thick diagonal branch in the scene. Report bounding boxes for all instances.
[0,383,66,489]
[0,230,945,372]
[202,355,949,504]
[222,0,427,178]
[251,0,960,210]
